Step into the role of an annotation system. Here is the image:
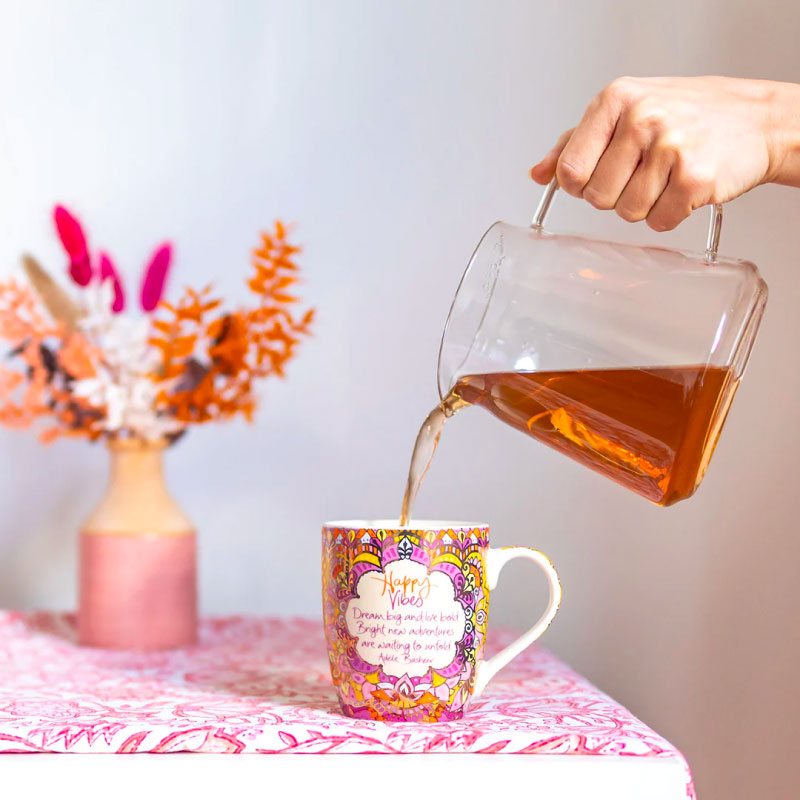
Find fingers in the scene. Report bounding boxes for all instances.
[555,79,634,196]
[646,159,714,231]
[615,148,673,222]
[530,76,717,231]
[530,129,574,185]
[645,182,690,232]
[581,123,644,210]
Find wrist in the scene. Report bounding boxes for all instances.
[760,80,800,186]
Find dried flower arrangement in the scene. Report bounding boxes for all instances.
[0,208,314,444]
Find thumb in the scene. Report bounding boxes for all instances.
[530,128,575,184]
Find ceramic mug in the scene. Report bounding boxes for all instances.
[321,520,560,721]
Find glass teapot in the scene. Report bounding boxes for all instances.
[437,179,768,506]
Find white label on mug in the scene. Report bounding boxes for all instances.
[345,560,466,677]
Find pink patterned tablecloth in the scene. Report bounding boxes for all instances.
[0,612,692,796]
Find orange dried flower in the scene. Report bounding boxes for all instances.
[58,333,98,379]
[0,280,105,442]
[150,220,314,425]
[0,280,58,343]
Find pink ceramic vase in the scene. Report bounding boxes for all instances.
[78,439,197,650]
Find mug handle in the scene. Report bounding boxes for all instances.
[472,547,561,697]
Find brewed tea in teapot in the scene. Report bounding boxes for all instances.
[400,180,767,522]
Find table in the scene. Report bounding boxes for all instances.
[0,612,694,798]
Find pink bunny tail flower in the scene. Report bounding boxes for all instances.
[68,255,92,287]
[140,243,172,312]
[54,205,92,286]
[99,252,125,313]
[54,205,87,258]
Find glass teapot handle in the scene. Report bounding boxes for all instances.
[531,177,724,263]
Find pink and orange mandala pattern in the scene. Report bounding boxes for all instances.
[322,525,490,722]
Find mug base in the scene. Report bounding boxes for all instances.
[337,700,467,723]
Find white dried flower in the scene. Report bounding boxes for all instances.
[74,277,183,440]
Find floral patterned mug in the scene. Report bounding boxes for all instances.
[322,520,561,721]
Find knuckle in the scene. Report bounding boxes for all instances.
[654,129,687,160]
[556,159,590,194]
[624,102,668,141]
[603,76,636,103]
[616,203,647,223]
[583,185,614,210]
[674,160,714,197]
[646,214,674,232]
[647,206,688,232]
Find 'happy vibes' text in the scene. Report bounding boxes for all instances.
[369,570,432,609]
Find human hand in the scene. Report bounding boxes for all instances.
[530,76,800,231]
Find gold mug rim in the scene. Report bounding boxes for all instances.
[323,519,490,530]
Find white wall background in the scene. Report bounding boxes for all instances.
[0,1,798,796]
